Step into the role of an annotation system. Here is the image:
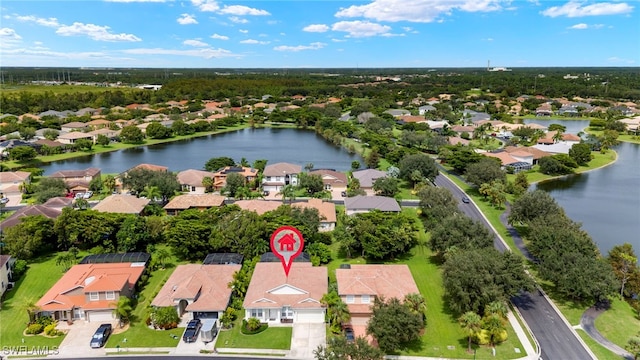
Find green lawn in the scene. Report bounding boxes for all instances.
[106,259,182,348]
[577,330,625,360]
[586,128,640,144]
[0,254,67,347]
[595,298,640,349]
[216,317,292,350]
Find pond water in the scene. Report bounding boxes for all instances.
[525,119,640,255]
[40,127,364,175]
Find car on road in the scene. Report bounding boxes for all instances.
[461,196,470,204]
[90,324,112,348]
[182,319,202,343]
[343,326,355,343]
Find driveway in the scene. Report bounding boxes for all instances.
[288,323,326,360]
[52,321,113,358]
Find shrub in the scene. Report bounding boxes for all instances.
[241,319,268,335]
[150,306,180,329]
[26,323,44,335]
[11,259,28,280]
[44,323,62,336]
[37,316,54,327]
[472,329,508,345]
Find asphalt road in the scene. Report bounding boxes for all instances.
[433,173,595,360]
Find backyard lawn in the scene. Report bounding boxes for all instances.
[216,314,292,350]
[0,254,67,347]
[595,298,640,349]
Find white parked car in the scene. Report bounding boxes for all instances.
[83,191,93,199]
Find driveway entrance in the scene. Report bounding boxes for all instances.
[288,323,326,359]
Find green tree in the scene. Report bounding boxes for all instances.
[55,251,77,271]
[204,156,235,172]
[321,289,351,334]
[398,153,438,186]
[75,138,93,151]
[279,184,296,204]
[145,122,173,139]
[348,211,417,260]
[153,247,171,270]
[569,143,592,166]
[150,306,180,329]
[2,215,56,259]
[119,125,145,144]
[113,296,133,326]
[459,311,482,352]
[372,177,400,197]
[19,127,36,140]
[430,214,494,254]
[9,146,38,161]
[626,336,640,360]
[513,172,529,195]
[315,336,384,360]
[366,297,424,353]
[300,173,325,195]
[96,134,110,146]
[508,189,564,225]
[202,176,214,193]
[417,185,460,230]
[43,129,59,140]
[483,313,507,347]
[140,185,161,202]
[346,177,366,197]
[34,177,68,203]
[365,148,381,169]
[351,161,361,171]
[608,243,640,298]
[116,216,151,252]
[599,129,620,150]
[223,172,246,198]
[103,175,116,193]
[465,158,506,188]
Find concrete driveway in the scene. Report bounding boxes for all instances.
[288,323,326,360]
[53,321,113,358]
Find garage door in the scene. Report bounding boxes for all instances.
[295,310,324,323]
[88,310,115,323]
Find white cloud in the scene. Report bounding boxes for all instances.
[542,1,633,17]
[191,0,220,12]
[14,15,60,27]
[219,5,269,16]
[177,13,198,25]
[34,41,43,45]
[183,39,209,47]
[122,47,236,59]
[210,33,229,40]
[569,23,588,29]
[331,20,391,37]
[335,0,507,23]
[303,24,329,33]
[607,56,635,64]
[331,38,347,42]
[240,39,269,45]
[228,16,249,24]
[239,29,249,34]
[273,42,326,52]
[56,22,142,42]
[0,27,22,40]
[483,37,494,41]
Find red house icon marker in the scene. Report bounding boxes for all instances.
[278,233,296,252]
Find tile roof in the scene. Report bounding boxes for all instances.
[34,139,65,147]
[483,152,520,166]
[243,262,327,310]
[151,264,241,312]
[93,194,150,214]
[62,122,88,129]
[128,163,168,172]
[352,169,387,188]
[263,162,302,177]
[309,169,347,187]
[50,167,101,179]
[0,205,62,228]
[42,196,74,209]
[233,199,282,215]
[504,146,550,160]
[336,264,419,312]
[177,169,216,187]
[36,262,145,312]
[0,171,31,183]
[163,194,225,210]
[344,195,401,212]
[292,199,337,223]
[58,132,93,140]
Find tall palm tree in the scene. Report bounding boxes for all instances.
[201,176,214,193]
[459,311,482,352]
[112,296,133,327]
[141,185,161,202]
[484,301,508,320]
[404,293,427,320]
[483,313,506,347]
[279,184,296,204]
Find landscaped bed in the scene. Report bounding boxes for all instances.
[216,314,292,350]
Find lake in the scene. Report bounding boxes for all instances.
[525,119,640,255]
[40,127,364,175]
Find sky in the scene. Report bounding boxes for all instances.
[0,0,638,68]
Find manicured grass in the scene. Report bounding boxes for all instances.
[0,254,67,347]
[595,298,640,349]
[105,262,182,348]
[586,128,640,144]
[216,318,292,350]
[469,138,502,150]
[576,329,624,360]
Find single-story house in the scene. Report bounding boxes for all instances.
[233,199,282,215]
[0,204,62,229]
[243,262,327,324]
[92,194,150,214]
[57,131,93,145]
[60,122,90,132]
[177,169,217,194]
[163,194,225,215]
[262,162,301,193]
[309,169,348,194]
[532,142,572,155]
[36,262,146,323]
[291,198,337,232]
[336,264,419,340]
[0,171,31,197]
[151,263,241,321]
[49,167,101,193]
[351,169,387,195]
[344,195,401,215]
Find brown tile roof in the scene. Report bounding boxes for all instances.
[234,199,282,215]
[243,262,327,310]
[336,264,418,312]
[483,151,519,166]
[344,195,401,212]
[93,194,150,214]
[0,171,31,183]
[263,162,302,177]
[398,115,426,123]
[163,194,225,210]
[504,146,550,160]
[292,199,337,223]
[50,167,101,179]
[86,119,112,126]
[35,139,65,147]
[451,125,475,132]
[309,169,347,188]
[37,262,145,312]
[58,132,93,140]
[128,163,168,172]
[177,169,216,187]
[151,264,241,312]
[43,196,74,209]
[448,136,470,146]
[0,205,62,228]
[62,122,89,129]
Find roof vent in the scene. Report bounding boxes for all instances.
[339,264,351,269]
[84,276,95,286]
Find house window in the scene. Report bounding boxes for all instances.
[250,309,263,319]
[89,292,99,301]
[361,295,370,304]
[281,306,294,319]
[191,186,196,192]
[276,176,281,181]
[346,295,354,304]
[105,291,115,300]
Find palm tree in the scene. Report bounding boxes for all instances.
[23,299,40,323]
[484,301,508,320]
[112,296,133,327]
[552,130,564,143]
[459,311,482,352]
[153,248,171,270]
[202,176,214,193]
[321,291,351,333]
[483,313,506,347]
[141,185,161,202]
[279,184,296,204]
[103,175,116,194]
[404,293,427,320]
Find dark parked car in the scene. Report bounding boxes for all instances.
[461,196,470,204]
[182,319,202,343]
[90,324,112,348]
[344,326,355,343]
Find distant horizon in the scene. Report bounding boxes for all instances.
[1,1,638,68]
[2,66,639,70]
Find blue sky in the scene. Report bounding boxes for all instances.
[0,0,638,68]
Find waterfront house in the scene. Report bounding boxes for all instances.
[233,199,282,215]
[177,169,217,194]
[351,169,387,195]
[57,132,93,145]
[212,166,258,191]
[50,167,101,194]
[262,162,301,193]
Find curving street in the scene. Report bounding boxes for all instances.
[433,173,595,360]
